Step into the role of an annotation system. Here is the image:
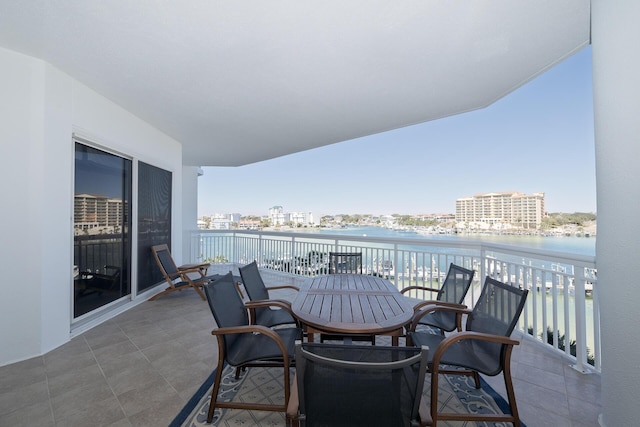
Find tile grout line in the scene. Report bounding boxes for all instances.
[85,331,129,424]
[43,354,56,426]
[116,308,195,410]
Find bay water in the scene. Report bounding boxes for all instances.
[313,225,595,256]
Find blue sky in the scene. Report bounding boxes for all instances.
[198,47,595,218]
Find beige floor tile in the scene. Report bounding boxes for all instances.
[0,268,602,426]
[0,400,54,427]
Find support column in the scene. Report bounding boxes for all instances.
[591,1,640,425]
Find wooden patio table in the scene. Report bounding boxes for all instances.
[291,274,415,345]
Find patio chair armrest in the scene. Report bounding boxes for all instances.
[211,323,287,344]
[410,303,470,331]
[245,299,294,311]
[245,299,301,328]
[265,284,300,292]
[177,272,206,286]
[431,331,520,367]
[177,262,210,276]
[400,285,439,295]
[412,300,467,312]
[212,324,293,368]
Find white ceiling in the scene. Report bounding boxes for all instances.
[0,1,590,166]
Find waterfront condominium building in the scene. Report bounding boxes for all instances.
[269,205,316,227]
[269,205,287,225]
[74,193,125,233]
[455,191,545,229]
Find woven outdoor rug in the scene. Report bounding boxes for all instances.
[170,364,525,427]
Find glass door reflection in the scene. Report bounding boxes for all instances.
[73,142,131,318]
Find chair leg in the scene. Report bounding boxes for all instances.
[283,363,291,416]
[504,372,521,427]
[472,371,481,389]
[503,348,521,426]
[192,283,207,301]
[148,287,172,301]
[207,358,226,423]
[430,369,440,426]
[286,415,300,427]
[149,282,207,301]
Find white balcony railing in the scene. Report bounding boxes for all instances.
[187,229,600,372]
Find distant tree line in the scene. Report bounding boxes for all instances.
[542,212,597,228]
[393,215,439,227]
[321,214,368,225]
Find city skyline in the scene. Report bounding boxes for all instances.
[198,47,595,218]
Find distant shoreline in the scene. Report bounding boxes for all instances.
[263,221,597,238]
[257,224,596,256]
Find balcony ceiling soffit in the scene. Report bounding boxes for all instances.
[0,1,590,166]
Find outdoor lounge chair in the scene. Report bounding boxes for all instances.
[239,260,301,328]
[407,276,528,426]
[149,244,220,301]
[204,273,302,423]
[286,342,431,427]
[328,251,363,274]
[401,263,475,334]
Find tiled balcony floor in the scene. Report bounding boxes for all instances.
[0,266,601,426]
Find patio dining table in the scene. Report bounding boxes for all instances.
[291,273,415,345]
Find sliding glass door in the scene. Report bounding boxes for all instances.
[73,143,132,318]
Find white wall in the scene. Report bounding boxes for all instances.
[40,62,74,353]
[0,47,47,365]
[592,1,640,425]
[0,47,185,366]
[181,167,201,263]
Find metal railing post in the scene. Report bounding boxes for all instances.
[393,243,399,288]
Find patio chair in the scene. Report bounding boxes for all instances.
[203,272,302,423]
[407,276,528,426]
[328,251,363,274]
[401,263,475,334]
[286,342,431,427]
[149,244,220,301]
[239,260,301,328]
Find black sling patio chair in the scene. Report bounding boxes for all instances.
[239,260,301,328]
[286,342,431,427]
[149,244,221,301]
[407,276,528,426]
[203,272,302,423]
[401,263,475,334]
[328,251,363,274]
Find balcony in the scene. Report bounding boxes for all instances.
[191,229,600,373]
[0,230,601,426]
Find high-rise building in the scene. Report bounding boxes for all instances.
[455,191,545,228]
[268,205,287,225]
[74,193,125,233]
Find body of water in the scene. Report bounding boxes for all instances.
[314,226,595,256]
